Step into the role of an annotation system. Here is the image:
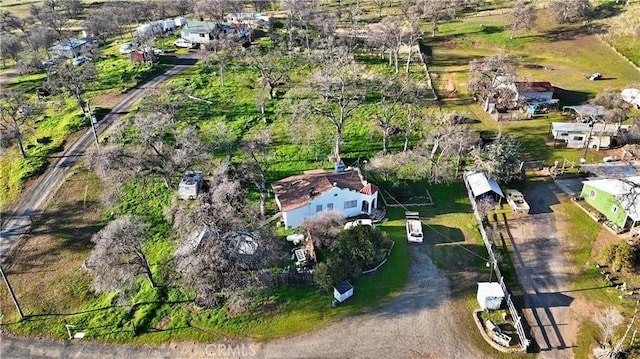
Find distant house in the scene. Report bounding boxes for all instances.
[272,167,379,229]
[181,20,219,44]
[463,170,505,204]
[550,122,629,150]
[178,171,203,200]
[50,38,93,59]
[514,81,554,103]
[226,12,271,28]
[581,176,640,233]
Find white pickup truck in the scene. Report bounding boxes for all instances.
[506,189,530,214]
[405,211,424,243]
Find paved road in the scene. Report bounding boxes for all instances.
[0,58,195,259]
[502,181,580,359]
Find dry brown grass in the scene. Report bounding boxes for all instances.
[0,166,104,321]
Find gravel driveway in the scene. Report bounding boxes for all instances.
[1,243,487,359]
[502,180,586,359]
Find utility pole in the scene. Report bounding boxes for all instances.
[0,265,24,320]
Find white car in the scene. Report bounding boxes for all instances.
[119,42,134,54]
[174,39,198,49]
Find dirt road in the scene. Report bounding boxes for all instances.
[0,58,196,259]
[1,243,487,359]
[503,181,587,359]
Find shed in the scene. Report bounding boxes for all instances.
[464,171,504,202]
[178,171,203,200]
[477,282,505,310]
[622,88,640,108]
[50,38,92,59]
[333,280,353,302]
[562,105,607,121]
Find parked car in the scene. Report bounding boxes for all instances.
[72,56,88,66]
[173,39,198,49]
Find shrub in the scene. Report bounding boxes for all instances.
[597,241,637,272]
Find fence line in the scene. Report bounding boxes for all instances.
[464,176,530,350]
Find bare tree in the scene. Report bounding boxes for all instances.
[173,178,283,309]
[467,54,519,111]
[375,76,409,153]
[237,130,272,218]
[301,210,345,249]
[0,91,43,158]
[89,113,211,191]
[419,0,462,37]
[509,1,537,40]
[368,16,405,73]
[401,5,423,74]
[549,0,591,24]
[0,32,23,67]
[195,0,242,22]
[470,133,523,183]
[596,306,623,346]
[245,46,296,100]
[297,61,367,161]
[591,89,630,125]
[203,37,241,87]
[86,215,156,293]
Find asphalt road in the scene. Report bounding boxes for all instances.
[502,181,582,359]
[0,57,196,259]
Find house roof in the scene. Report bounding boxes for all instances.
[272,168,376,212]
[562,105,607,118]
[551,122,626,136]
[334,280,353,294]
[182,20,218,34]
[515,81,553,93]
[582,176,640,221]
[464,171,504,198]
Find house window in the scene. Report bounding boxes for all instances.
[589,189,596,200]
[344,200,357,209]
[316,204,322,213]
[560,132,569,137]
[327,203,334,210]
[612,205,618,213]
[573,136,584,141]
[199,33,205,37]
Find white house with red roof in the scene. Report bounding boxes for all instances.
[272,167,379,229]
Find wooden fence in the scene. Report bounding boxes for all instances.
[464,175,531,350]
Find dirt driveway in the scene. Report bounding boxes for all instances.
[1,243,487,359]
[502,180,595,359]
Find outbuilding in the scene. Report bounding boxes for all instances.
[463,170,505,206]
[333,280,354,303]
[477,282,505,310]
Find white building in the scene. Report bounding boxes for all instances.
[178,171,203,200]
[272,167,379,229]
[334,280,353,303]
[477,282,505,310]
[550,122,629,150]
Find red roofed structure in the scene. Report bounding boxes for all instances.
[272,167,379,228]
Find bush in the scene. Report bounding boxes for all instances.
[597,241,637,272]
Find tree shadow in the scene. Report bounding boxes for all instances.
[591,2,625,20]
[553,86,591,107]
[542,23,608,42]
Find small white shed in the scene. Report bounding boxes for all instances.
[333,280,353,303]
[477,282,505,310]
